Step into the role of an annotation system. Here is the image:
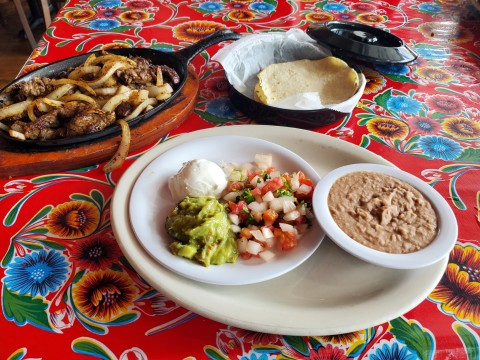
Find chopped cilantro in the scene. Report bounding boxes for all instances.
[240,188,255,204]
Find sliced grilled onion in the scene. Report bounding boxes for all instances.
[103,119,131,173]
[0,99,33,121]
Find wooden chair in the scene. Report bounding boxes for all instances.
[11,0,51,48]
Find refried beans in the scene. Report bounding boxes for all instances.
[328,171,438,254]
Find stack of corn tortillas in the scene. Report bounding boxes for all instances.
[254,56,359,106]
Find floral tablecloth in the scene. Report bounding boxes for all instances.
[1,0,480,359]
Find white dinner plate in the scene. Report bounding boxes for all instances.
[129,135,324,285]
[111,125,448,336]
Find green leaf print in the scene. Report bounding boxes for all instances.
[204,345,229,360]
[90,190,105,209]
[72,337,116,360]
[453,323,480,360]
[2,286,52,332]
[7,348,27,360]
[455,148,480,162]
[390,317,434,360]
[373,89,393,111]
[283,336,309,356]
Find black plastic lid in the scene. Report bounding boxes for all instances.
[306,21,418,65]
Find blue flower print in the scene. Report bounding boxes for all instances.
[250,2,275,12]
[386,95,422,115]
[240,352,269,360]
[323,3,348,12]
[205,98,237,119]
[418,135,463,160]
[375,64,409,75]
[97,0,122,7]
[4,249,69,297]
[89,19,121,31]
[199,2,224,12]
[371,342,419,360]
[418,3,442,14]
[415,47,448,61]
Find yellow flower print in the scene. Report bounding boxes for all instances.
[72,270,137,321]
[442,117,480,140]
[416,67,454,84]
[366,118,409,139]
[47,200,100,239]
[65,9,96,21]
[173,21,226,42]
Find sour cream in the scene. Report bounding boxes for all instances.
[168,159,228,203]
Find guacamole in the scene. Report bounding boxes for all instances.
[165,197,239,267]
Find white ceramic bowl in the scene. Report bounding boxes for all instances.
[312,163,457,269]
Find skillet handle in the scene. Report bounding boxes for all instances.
[177,29,242,63]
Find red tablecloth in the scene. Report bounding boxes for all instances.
[1,0,480,358]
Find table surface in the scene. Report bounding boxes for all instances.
[1,0,480,359]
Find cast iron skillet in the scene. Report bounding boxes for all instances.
[0,29,241,149]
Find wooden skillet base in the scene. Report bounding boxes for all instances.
[0,66,199,178]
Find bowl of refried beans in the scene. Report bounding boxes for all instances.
[312,163,457,269]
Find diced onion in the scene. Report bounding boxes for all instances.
[283,210,301,221]
[255,154,272,169]
[250,229,265,242]
[231,224,241,233]
[228,169,243,182]
[297,183,312,195]
[283,200,297,214]
[269,196,294,212]
[228,213,240,225]
[261,226,274,240]
[259,250,276,262]
[262,191,275,202]
[248,201,267,213]
[298,204,306,216]
[270,171,281,179]
[290,176,300,191]
[237,237,248,253]
[246,240,263,255]
[279,222,295,234]
[223,191,240,202]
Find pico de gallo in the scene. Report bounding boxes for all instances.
[221,154,315,261]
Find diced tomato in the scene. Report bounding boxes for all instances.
[228,200,248,214]
[251,187,262,196]
[296,171,314,199]
[240,227,252,239]
[228,181,244,192]
[275,229,297,251]
[261,177,284,195]
[263,208,278,226]
[265,166,277,174]
[247,169,263,181]
[240,252,253,260]
[294,215,306,226]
